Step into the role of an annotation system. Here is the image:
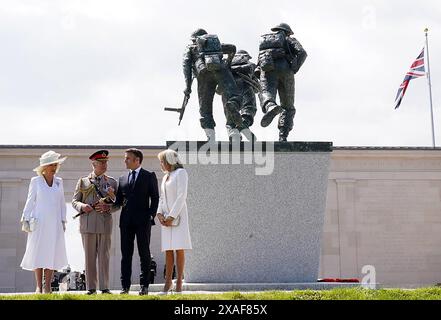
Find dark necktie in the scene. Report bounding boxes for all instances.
[129,171,136,189]
[95,176,101,194]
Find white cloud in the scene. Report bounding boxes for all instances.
[0,1,48,17]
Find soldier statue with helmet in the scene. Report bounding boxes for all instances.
[182,28,244,141]
[217,49,260,142]
[258,22,307,141]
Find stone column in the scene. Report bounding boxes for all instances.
[335,179,358,278]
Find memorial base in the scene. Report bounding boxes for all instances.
[167,141,333,283]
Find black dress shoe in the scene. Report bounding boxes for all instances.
[139,286,148,296]
[86,289,97,295]
[120,288,130,294]
[101,289,112,294]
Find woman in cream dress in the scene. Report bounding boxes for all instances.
[157,149,192,294]
[20,151,69,294]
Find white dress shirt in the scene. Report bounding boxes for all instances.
[129,166,142,185]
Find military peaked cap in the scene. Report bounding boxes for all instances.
[89,150,109,161]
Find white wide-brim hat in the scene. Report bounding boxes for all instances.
[33,150,67,172]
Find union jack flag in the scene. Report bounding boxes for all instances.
[394,48,426,109]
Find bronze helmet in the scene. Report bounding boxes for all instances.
[191,28,208,39]
[236,50,252,59]
[271,22,293,35]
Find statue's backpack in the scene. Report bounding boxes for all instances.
[259,32,285,50]
[258,32,287,71]
[196,34,223,72]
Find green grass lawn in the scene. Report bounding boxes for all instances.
[2,287,441,300]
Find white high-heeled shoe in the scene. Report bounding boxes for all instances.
[42,288,52,294]
[158,283,174,295]
[174,281,184,294]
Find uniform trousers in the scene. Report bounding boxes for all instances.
[81,233,111,290]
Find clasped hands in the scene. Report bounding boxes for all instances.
[83,200,111,214]
[157,213,174,227]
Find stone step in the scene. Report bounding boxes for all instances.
[130,282,362,292]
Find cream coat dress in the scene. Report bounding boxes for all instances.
[158,168,192,251]
[20,176,68,271]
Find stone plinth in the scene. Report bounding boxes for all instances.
[167,141,332,283]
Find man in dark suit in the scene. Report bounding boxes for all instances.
[114,148,159,295]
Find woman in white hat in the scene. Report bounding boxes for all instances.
[156,149,192,294]
[20,150,69,294]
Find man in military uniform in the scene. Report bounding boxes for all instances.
[72,150,118,295]
[183,28,244,141]
[258,22,307,141]
[219,49,259,142]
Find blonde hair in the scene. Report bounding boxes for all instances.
[157,149,183,173]
[35,163,60,176]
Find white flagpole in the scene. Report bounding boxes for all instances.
[425,28,436,148]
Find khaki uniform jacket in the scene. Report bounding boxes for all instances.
[72,173,118,234]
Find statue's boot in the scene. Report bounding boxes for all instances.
[279,131,289,142]
[226,102,244,128]
[261,104,283,127]
[277,108,295,142]
[240,127,257,142]
[238,116,256,142]
[229,133,242,143]
[204,128,216,142]
[227,127,241,143]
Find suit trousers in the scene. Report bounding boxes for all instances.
[81,233,111,290]
[120,222,152,288]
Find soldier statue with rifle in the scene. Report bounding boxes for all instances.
[168,28,244,141]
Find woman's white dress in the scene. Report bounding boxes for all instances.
[158,168,192,252]
[20,176,68,271]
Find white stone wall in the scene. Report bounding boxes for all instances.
[1,146,441,291]
[319,148,441,287]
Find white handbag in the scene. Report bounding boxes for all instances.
[21,217,37,232]
[21,221,30,233]
[29,217,38,232]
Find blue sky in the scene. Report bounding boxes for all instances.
[0,0,440,146]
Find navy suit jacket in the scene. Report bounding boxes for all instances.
[115,168,159,227]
